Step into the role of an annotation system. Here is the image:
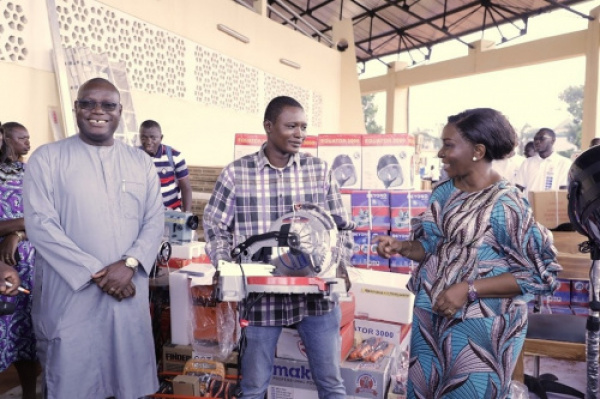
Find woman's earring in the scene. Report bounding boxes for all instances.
[472,157,477,162]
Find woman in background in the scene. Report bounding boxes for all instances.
[376,108,561,398]
[0,122,37,399]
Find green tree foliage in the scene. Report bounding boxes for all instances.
[559,85,583,150]
[362,94,383,134]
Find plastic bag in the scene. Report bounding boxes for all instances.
[190,284,238,362]
[510,380,528,399]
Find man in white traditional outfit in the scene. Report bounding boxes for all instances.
[23,78,164,399]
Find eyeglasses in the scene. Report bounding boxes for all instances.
[75,100,120,112]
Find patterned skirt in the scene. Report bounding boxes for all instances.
[407,305,527,399]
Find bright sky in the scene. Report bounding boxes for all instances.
[362,0,599,137]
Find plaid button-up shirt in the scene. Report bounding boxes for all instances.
[203,145,355,326]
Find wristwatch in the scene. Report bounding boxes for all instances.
[467,279,479,303]
[123,257,139,273]
[11,231,25,242]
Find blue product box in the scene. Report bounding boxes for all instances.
[389,191,431,232]
[351,230,390,271]
[570,280,590,307]
[351,190,391,231]
[543,278,571,307]
[389,232,414,274]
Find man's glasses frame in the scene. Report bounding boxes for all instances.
[75,100,120,112]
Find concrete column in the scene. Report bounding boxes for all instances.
[332,18,366,133]
[253,0,267,16]
[385,61,409,133]
[581,6,600,149]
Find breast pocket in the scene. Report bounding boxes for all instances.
[120,180,145,219]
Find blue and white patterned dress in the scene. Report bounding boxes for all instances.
[407,179,561,398]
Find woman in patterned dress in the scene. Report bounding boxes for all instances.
[0,122,37,399]
[376,108,561,398]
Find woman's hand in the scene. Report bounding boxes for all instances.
[0,262,20,296]
[374,235,405,259]
[432,281,469,319]
[0,234,20,266]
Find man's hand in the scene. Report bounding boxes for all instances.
[91,260,136,301]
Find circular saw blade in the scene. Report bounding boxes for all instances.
[269,204,338,278]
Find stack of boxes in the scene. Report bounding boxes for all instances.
[349,190,431,274]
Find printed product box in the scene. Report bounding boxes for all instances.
[389,232,413,275]
[317,134,363,191]
[351,190,390,231]
[543,278,571,307]
[389,191,431,232]
[172,375,202,396]
[267,357,318,399]
[171,241,208,262]
[162,343,193,372]
[354,318,412,353]
[528,190,569,230]
[302,135,318,157]
[351,231,390,271]
[341,192,353,217]
[361,134,416,190]
[233,133,317,160]
[275,321,355,363]
[341,344,396,399]
[571,280,590,307]
[349,267,414,324]
[234,133,265,160]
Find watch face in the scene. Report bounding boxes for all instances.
[126,257,139,268]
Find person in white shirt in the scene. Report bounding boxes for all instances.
[515,128,572,198]
[492,147,524,185]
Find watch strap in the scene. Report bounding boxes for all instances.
[467,279,479,303]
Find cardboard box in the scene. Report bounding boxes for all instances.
[268,357,318,399]
[349,268,414,324]
[234,133,265,160]
[340,292,356,328]
[233,133,317,159]
[162,343,193,372]
[351,190,390,231]
[543,278,571,307]
[552,231,588,255]
[317,134,363,190]
[354,318,412,353]
[302,135,318,157]
[341,344,396,399]
[275,321,355,362]
[351,231,390,271]
[528,190,569,229]
[389,191,430,232]
[389,232,413,274]
[361,134,416,190]
[571,280,590,307]
[172,375,202,396]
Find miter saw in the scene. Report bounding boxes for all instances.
[215,203,350,303]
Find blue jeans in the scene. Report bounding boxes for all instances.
[239,306,345,399]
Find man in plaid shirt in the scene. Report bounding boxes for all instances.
[203,96,354,399]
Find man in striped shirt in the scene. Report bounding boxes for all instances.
[203,96,354,399]
[139,120,192,211]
